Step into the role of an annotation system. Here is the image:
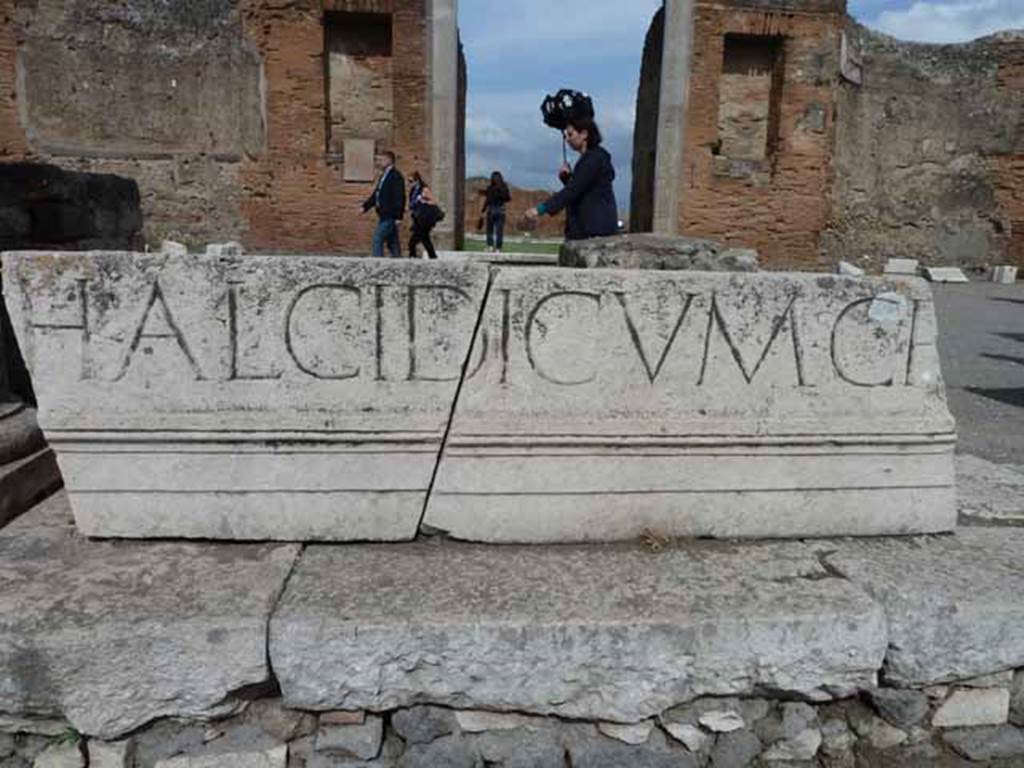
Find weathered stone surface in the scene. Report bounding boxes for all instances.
[932,689,1010,728]
[864,688,929,728]
[956,454,1024,521]
[455,711,539,733]
[0,716,70,737]
[1012,672,1024,726]
[598,720,654,745]
[837,261,865,277]
[153,745,287,768]
[4,252,488,541]
[248,699,316,742]
[699,710,745,734]
[762,703,822,760]
[86,740,133,768]
[662,722,708,752]
[709,730,762,767]
[270,540,887,721]
[31,743,84,768]
[823,528,1024,685]
[820,718,855,757]
[942,724,1024,761]
[315,715,383,759]
[426,267,955,542]
[391,706,457,745]
[569,728,698,768]
[0,499,299,738]
[849,708,907,750]
[559,233,759,272]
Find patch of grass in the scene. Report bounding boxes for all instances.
[51,726,81,746]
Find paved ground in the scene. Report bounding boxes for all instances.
[934,280,1024,463]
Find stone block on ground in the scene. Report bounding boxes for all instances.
[822,528,1024,685]
[425,267,956,542]
[923,267,969,283]
[932,688,1010,728]
[3,252,489,541]
[883,258,919,276]
[956,454,1024,521]
[990,266,1018,284]
[0,497,300,738]
[837,261,866,277]
[942,724,1024,761]
[559,233,759,272]
[270,540,887,722]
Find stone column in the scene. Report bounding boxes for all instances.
[429,0,459,250]
[653,0,695,236]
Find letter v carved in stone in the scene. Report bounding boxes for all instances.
[614,291,699,384]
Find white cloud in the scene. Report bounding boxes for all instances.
[866,0,1024,43]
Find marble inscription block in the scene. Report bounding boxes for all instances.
[3,252,489,540]
[423,268,957,542]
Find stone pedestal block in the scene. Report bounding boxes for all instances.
[424,268,956,542]
[3,252,488,540]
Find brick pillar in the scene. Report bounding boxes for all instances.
[429,0,459,250]
[653,0,695,236]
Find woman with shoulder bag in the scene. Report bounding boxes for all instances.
[408,171,443,259]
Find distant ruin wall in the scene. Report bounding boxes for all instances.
[630,7,663,234]
[0,0,434,254]
[825,25,1024,269]
[673,1,844,269]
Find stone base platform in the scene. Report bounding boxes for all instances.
[2,460,1024,752]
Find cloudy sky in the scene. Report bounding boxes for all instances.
[458,0,1024,213]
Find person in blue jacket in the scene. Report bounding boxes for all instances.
[361,150,406,258]
[525,116,618,240]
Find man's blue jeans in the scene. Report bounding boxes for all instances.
[372,219,401,258]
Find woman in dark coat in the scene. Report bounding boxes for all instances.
[407,171,439,259]
[481,172,512,253]
[526,117,618,240]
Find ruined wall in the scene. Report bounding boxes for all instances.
[824,25,1024,269]
[675,0,844,269]
[630,6,664,234]
[0,0,435,254]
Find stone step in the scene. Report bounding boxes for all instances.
[269,539,889,722]
[0,447,61,529]
[5,492,1024,742]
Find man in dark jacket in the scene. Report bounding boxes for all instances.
[526,117,618,240]
[362,150,406,258]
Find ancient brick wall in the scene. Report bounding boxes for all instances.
[675,0,843,269]
[825,26,1024,269]
[0,0,438,255]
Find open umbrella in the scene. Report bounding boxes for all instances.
[540,89,595,163]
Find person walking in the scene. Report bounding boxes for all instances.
[408,171,440,260]
[482,171,511,253]
[525,116,618,241]
[361,150,405,258]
